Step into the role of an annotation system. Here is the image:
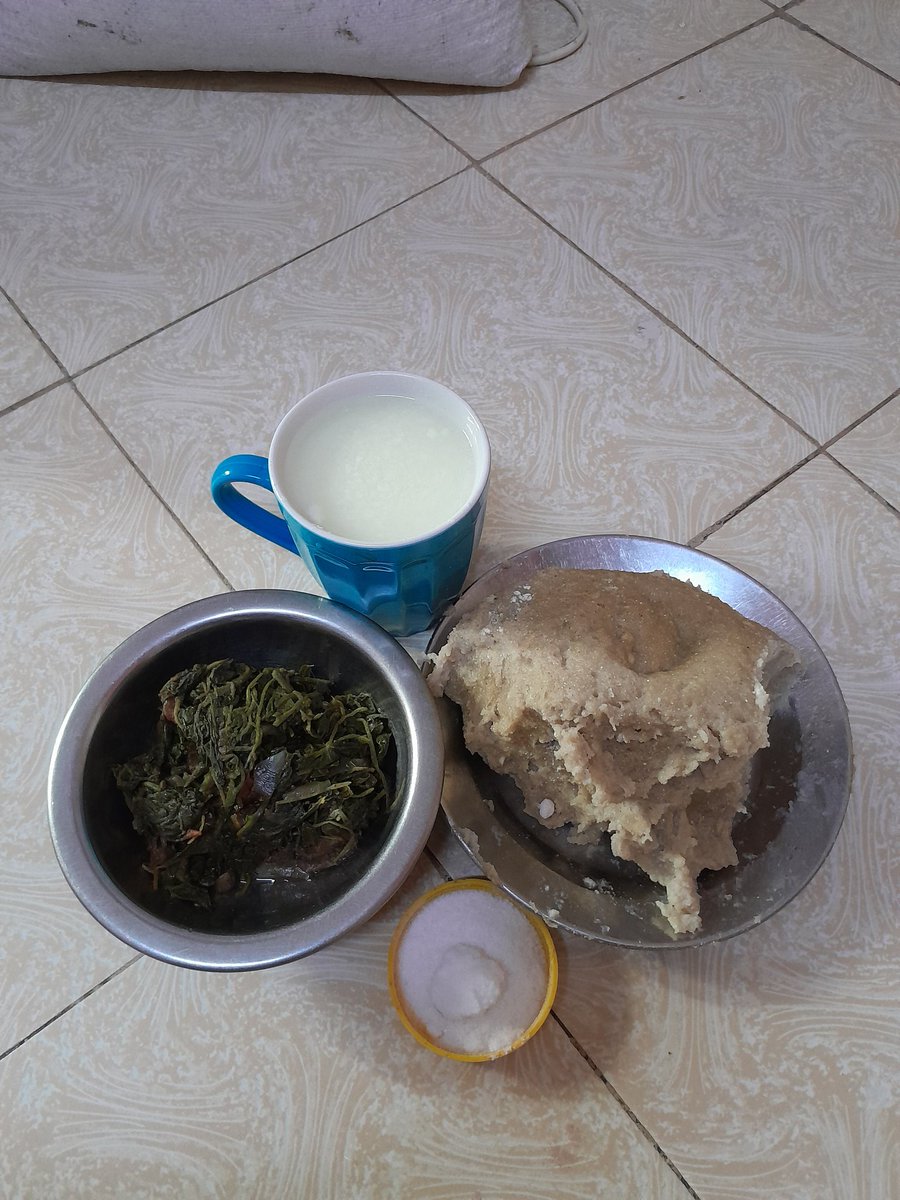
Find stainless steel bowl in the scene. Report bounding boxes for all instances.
[48,590,443,971]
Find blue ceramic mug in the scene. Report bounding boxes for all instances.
[211,371,491,637]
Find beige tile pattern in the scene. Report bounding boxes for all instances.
[489,18,900,441]
[387,0,767,158]
[0,857,693,1200]
[799,0,900,79]
[1,5,897,1196]
[0,75,465,373]
[0,294,62,409]
[552,456,899,1200]
[79,169,810,587]
[0,387,226,1054]
[828,397,900,510]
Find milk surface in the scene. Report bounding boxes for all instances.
[283,395,477,543]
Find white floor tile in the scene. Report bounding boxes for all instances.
[0,76,464,372]
[490,18,900,440]
[0,388,226,1053]
[0,295,62,408]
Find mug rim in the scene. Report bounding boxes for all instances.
[267,371,491,550]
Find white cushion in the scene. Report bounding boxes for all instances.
[0,0,532,86]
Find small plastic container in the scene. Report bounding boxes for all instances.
[387,878,558,1062]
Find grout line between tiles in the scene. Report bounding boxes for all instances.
[71,380,238,592]
[816,386,900,520]
[423,845,452,881]
[372,79,477,165]
[0,376,71,419]
[690,448,822,546]
[476,10,777,165]
[0,955,141,1064]
[821,453,900,520]
[550,1011,703,1200]
[475,166,819,447]
[65,165,471,383]
[778,9,900,86]
[0,282,70,376]
[820,387,899,452]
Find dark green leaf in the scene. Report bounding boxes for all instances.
[113,660,394,907]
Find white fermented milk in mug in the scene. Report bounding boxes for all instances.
[211,370,491,635]
[282,394,478,544]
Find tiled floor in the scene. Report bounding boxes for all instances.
[1,2,897,1197]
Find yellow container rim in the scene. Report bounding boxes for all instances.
[387,877,559,1063]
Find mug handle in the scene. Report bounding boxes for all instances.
[210,455,299,555]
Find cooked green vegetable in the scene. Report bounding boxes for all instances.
[113,659,394,907]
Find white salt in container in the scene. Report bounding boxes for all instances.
[387,878,558,1062]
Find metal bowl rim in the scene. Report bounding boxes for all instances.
[48,589,443,970]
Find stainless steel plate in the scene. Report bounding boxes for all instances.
[425,535,853,948]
